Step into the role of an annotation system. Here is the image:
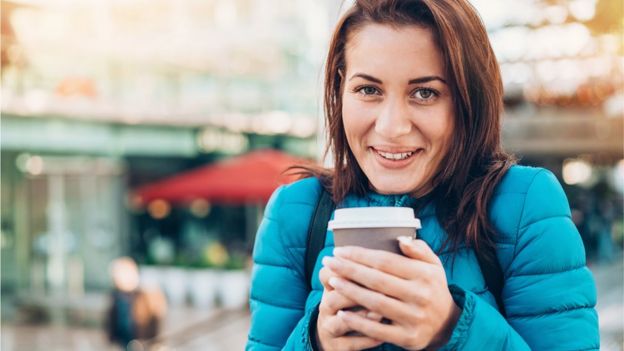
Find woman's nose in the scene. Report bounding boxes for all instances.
[374,99,412,139]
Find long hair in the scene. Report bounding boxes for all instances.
[296,0,516,259]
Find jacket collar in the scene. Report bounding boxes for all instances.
[340,191,436,217]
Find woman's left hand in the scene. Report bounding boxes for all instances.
[321,237,461,350]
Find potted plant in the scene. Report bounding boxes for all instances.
[217,252,250,309]
[161,255,190,307]
[139,258,162,291]
[139,237,175,294]
[187,247,221,310]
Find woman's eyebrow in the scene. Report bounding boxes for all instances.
[349,73,382,83]
[349,73,447,85]
[408,76,447,85]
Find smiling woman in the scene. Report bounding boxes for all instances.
[246,1,600,350]
[341,24,454,197]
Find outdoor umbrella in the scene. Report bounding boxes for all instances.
[134,149,311,205]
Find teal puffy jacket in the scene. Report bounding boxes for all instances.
[246,166,599,350]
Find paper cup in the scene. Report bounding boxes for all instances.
[328,207,421,254]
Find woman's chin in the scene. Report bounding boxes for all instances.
[370,180,422,196]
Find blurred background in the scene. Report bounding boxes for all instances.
[0,0,622,350]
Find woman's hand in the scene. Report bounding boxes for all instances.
[322,237,461,350]
[316,265,384,351]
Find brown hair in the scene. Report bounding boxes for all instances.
[296,0,515,258]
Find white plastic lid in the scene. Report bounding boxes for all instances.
[328,207,421,230]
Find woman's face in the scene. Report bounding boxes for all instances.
[342,23,454,195]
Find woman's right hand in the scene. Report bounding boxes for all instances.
[316,265,384,351]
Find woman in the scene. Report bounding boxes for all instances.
[247,0,599,350]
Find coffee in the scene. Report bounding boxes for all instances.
[328,207,421,254]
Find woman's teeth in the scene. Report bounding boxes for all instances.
[375,150,415,160]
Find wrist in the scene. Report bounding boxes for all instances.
[429,298,461,349]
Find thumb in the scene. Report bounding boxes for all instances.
[397,237,440,265]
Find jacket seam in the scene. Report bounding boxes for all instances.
[507,265,586,278]
[513,169,546,262]
[249,296,305,311]
[247,335,282,349]
[507,305,594,319]
[254,261,300,269]
[278,200,318,207]
[519,214,572,231]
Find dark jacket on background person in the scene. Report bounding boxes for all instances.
[106,288,161,348]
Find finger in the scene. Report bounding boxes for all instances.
[332,246,422,279]
[333,335,383,351]
[319,266,333,291]
[319,266,344,291]
[323,256,423,302]
[398,237,441,265]
[338,310,407,347]
[352,308,383,322]
[319,290,359,315]
[366,311,384,322]
[321,306,380,337]
[321,313,353,337]
[328,276,412,323]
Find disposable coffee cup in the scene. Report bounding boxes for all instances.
[328,207,421,334]
[328,207,421,254]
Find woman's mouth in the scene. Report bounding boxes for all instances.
[370,147,423,168]
[375,150,416,160]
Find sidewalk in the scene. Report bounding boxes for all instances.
[143,307,249,351]
[1,304,250,351]
[591,256,624,351]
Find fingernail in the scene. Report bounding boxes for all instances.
[337,310,345,317]
[322,256,331,266]
[328,277,340,288]
[333,247,346,257]
[397,236,413,245]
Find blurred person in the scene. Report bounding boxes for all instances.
[572,190,598,259]
[106,257,167,350]
[592,180,618,263]
[247,0,599,350]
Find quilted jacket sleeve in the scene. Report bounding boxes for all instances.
[442,170,599,350]
[246,185,317,351]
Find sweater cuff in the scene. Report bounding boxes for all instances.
[440,284,476,351]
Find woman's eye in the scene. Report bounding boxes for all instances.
[415,88,435,99]
[356,86,380,96]
[412,88,439,102]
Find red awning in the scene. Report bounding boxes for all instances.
[133,149,313,205]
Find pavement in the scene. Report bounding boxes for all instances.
[0,305,250,351]
[591,256,624,351]
[1,258,622,351]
